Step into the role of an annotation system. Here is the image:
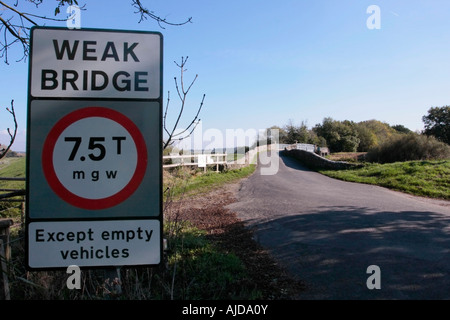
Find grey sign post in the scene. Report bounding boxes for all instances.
[26,27,163,269]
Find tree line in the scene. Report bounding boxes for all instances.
[267,106,450,154]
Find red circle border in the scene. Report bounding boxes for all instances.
[42,107,148,210]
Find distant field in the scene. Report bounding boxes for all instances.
[227,152,245,162]
[0,157,26,218]
[0,156,25,174]
[319,160,450,200]
[325,152,367,163]
[0,157,26,190]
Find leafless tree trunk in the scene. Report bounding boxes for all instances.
[163,57,205,150]
[0,100,17,160]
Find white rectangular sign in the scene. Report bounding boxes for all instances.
[30,28,161,99]
[198,155,214,168]
[198,155,207,168]
[28,220,161,268]
[26,27,163,270]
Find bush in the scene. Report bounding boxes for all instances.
[366,133,450,163]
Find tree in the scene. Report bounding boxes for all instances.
[0,0,192,63]
[355,125,377,152]
[264,126,285,145]
[282,120,317,145]
[0,100,18,160]
[283,120,300,144]
[313,118,360,152]
[422,106,450,145]
[163,57,205,150]
[391,124,412,134]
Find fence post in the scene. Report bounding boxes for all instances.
[0,218,13,300]
[20,200,25,225]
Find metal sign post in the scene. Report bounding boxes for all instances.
[26,27,163,269]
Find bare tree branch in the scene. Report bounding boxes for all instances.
[170,94,205,140]
[163,57,206,150]
[131,0,192,29]
[0,0,74,63]
[0,1,191,63]
[0,1,38,26]
[0,100,18,159]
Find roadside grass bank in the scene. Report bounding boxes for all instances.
[159,221,262,300]
[163,164,256,199]
[319,160,450,200]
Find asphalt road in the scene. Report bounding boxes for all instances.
[226,152,450,299]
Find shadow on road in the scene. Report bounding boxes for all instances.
[246,206,450,299]
[277,152,313,172]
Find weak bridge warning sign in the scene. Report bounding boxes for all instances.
[30,27,161,99]
[26,27,163,269]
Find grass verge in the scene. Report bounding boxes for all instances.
[319,160,450,200]
[161,221,260,300]
[164,165,256,199]
[3,160,266,299]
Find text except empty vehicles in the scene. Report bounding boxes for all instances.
[35,226,153,243]
[28,220,161,267]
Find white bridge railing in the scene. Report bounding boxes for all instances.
[163,153,227,172]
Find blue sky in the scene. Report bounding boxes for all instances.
[1,0,450,151]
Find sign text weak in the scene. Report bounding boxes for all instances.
[31,28,161,99]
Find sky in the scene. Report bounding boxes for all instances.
[1,0,450,151]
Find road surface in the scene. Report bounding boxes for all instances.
[226,152,450,299]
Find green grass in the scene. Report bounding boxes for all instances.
[160,165,259,299]
[164,164,256,199]
[163,221,260,300]
[0,157,26,186]
[319,160,450,200]
[0,157,26,218]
